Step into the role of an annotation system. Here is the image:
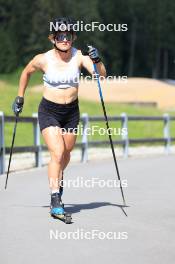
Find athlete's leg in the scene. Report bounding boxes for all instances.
[62,132,77,170]
[59,132,77,195]
[42,126,65,191]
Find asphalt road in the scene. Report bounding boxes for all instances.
[0,155,175,264]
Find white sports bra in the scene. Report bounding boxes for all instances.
[43,47,80,89]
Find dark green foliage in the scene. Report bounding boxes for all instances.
[0,0,175,78]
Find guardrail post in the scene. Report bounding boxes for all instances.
[163,113,171,154]
[0,112,5,174]
[121,113,129,158]
[81,113,89,163]
[32,113,42,167]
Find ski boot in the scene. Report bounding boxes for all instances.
[50,192,72,224]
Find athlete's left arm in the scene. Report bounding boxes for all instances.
[80,50,107,78]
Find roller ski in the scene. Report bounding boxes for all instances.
[50,182,72,224]
[50,171,72,224]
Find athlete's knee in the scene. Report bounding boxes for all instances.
[64,151,70,161]
[50,148,65,163]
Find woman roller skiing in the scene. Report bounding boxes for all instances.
[12,17,106,222]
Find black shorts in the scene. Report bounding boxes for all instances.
[38,97,80,132]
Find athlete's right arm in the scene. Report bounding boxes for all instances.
[12,54,45,115]
[18,54,45,97]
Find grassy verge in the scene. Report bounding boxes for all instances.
[0,72,175,147]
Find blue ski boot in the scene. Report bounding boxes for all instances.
[50,192,72,224]
[50,192,64,217]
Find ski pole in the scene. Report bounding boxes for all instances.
[5,114,19,189]
[92,61,126,206]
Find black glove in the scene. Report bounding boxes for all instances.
[12,96,24,116]
[87,45,101,64]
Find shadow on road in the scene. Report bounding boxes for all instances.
[43,202,129,216]
[10,202,129,216]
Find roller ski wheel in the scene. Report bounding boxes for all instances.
[52,212,72,224]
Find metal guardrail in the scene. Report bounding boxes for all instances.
[0,111,175,174]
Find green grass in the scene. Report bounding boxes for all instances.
[79,101,175,143]
[0,71,175,147]
[0,68,43,87]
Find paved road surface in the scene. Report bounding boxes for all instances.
[0,155,174,264]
